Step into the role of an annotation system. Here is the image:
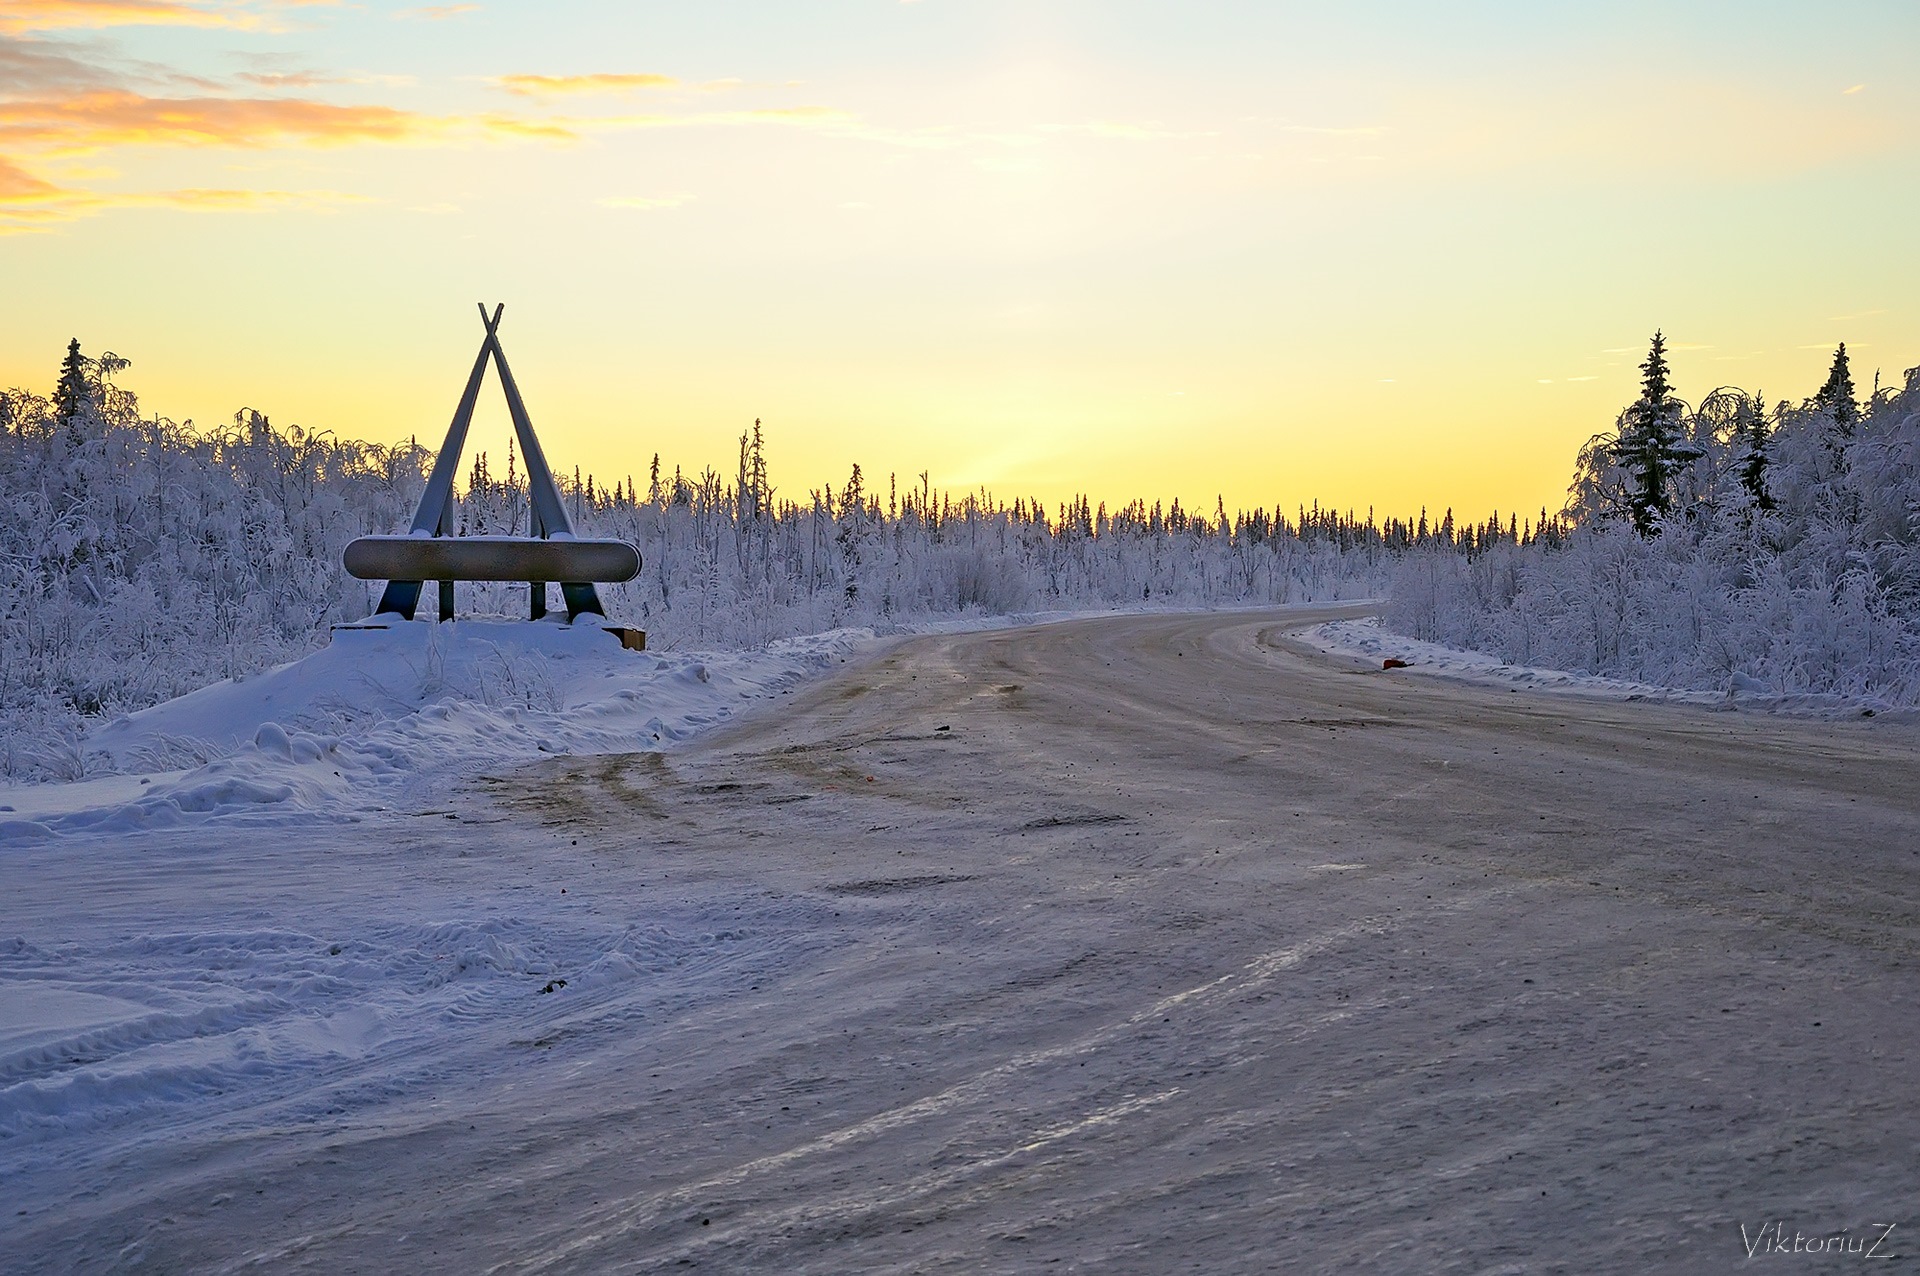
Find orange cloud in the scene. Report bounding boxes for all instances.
[0,0,334,33]
[0,43,874,231]
[473,111,581,141]
[493,73,678,97]
[0,155,62,200]
[150,186,365,209]
[0,89,441,152]
[0,154,365,232]
[0,0,234,32]
[1,89,852,154]
[236,70,335,89]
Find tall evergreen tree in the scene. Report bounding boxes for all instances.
[1736,392,1774,511]
[842,462,864,515]
[1614,330,1692,537]
[52,337,91,435]
[1813,342,1858,435]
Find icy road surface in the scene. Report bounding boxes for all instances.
[5,607,1919,1273]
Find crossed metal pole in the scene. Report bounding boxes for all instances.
[369,305,614,622]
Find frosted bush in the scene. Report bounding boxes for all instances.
[1382,356,1920,707]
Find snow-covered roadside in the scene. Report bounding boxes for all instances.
[14,598,1891,846]
[0,603,1282,1210]
[1301,617,1903,719]
[0,618,882,843]
[0,606,1190,843]
[0,612,895,1188]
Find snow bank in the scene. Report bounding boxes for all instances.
[1,605,1285,843]
[0,617,875,842]
[1304,617,1903,719]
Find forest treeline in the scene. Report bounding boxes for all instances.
[16,331,1898,780]
[3,342,1519,778]
[1390,336,1920,707]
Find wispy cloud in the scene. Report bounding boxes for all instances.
[1843,83,1866,95]
[470,111,579,141]
[0,0,239,32]
[0,153,367,232]
[0,26,888,232]
[392,3,478,20]
[555,104,859,135]
[1276,123,1389,137]
[1043,120,1209,142]
[0,0,337,34]
[1241,116,1390,138]
[1413,72,1904,183]
[0,39,119,92]
[141,185,366,210]
[236,69,334,89]
[596,192,693,210]
[0,90,441,152]
[0,80,874,166]
[710,105,846,125]
[0,155,62,200]
[494,72,677,97]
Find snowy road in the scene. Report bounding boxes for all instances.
[7,607,1920,1273]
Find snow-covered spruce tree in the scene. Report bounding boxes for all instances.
[52,338,92,437]
[1383,342,1920,707]
[1612,331,1700,537]
[1813,342,1858,436]
[1733,392,1775,513]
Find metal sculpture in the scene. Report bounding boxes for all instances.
[344,304,642,623]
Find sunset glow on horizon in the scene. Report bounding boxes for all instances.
[4,0,1916,523]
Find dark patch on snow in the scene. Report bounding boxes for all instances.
[824,874,978,895]
[1022,811,1129,830]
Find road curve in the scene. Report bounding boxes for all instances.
[29,607,1920,1273]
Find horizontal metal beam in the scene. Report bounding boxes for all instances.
[345,536,641,584]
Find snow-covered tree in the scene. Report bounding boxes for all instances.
[0,345,1418,778]
[1733,392,1775,513]
[1812,342,1857,435]
[1383,342,1920,710]
[52,338,92,437]
[1613,331,1699,537]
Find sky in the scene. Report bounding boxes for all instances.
[2,0,1917,523]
